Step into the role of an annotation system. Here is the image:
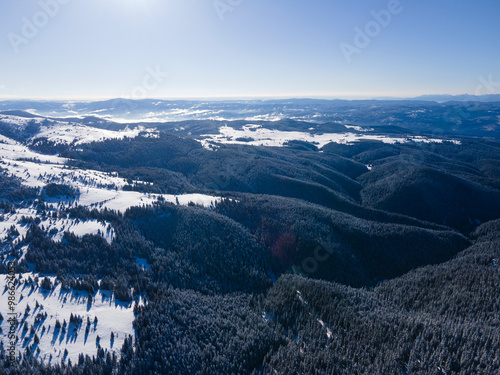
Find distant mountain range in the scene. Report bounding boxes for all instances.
[2,97,500,138]
[380,94,500,102]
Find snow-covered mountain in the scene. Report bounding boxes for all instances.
[2,98,499,138]
[0,114,226,363]
[0,104,499,374]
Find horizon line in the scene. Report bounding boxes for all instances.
[0,93,498,102]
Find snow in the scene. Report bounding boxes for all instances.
[79,190,222,213]
[344,125,374,132]
[0,209,35,243]
[0,207,114,247]
[34,123,158,146]
[0,273,141,364]
[296,290,307,305]
[296,290,333,340]
[0,136,223,214]
[0,119,223,243]
[316,318,333,339]
[0,114,159,146]
[198,125,462,150]
[0,114,46,129]
[260,310,273,323]
[47,219,112,244]
[0,137,64,165]
[135,258,151,271]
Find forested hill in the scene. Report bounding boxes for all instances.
[1,113,499,374]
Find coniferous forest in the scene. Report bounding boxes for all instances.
[1,117,500,375]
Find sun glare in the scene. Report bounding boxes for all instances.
[99,0,160,15]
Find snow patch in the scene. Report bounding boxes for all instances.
[0,138,224,214]
[198,125,461,150]
[0,273,141,364]
[0,208,114,245]
[135,258,151,271]
[34,123,158,146]
[344,125,374,132]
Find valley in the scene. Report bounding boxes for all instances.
[0,102,499,374]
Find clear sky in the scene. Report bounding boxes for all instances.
[1,0,499,100]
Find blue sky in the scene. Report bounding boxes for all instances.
[1,0,499,99]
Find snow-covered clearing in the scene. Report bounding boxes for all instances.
[0,114,46,129]
[344,125,374,132]
[0,121,222,243]
[0,208,113,245]
[199,124,461,150]
[1,138,222,213]
[0,273,141,364]
[0,114,159,146]
[35,123,158,146]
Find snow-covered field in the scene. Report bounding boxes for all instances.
[1,133,222,211]
[0,114,159,145]
[35,123,158,146]
[0,115,223,244]
[0,273,141,364]
[0,208,113,245]
[0,117,174,364]
[198,124,461,149]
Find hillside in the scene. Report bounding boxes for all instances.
[0,111,499,374]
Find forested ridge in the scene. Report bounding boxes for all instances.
[1,123,500,374]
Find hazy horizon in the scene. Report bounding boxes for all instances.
[1,93,500,103]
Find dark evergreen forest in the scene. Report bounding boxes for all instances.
[1,125,500,374]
